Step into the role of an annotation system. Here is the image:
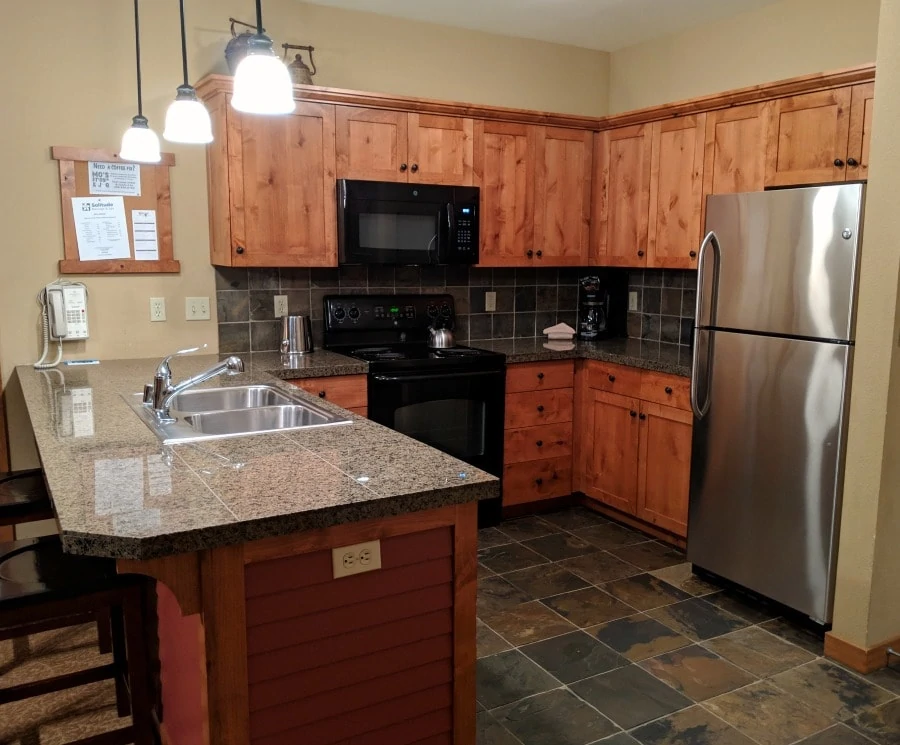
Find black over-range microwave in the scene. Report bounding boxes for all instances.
[337,179,479,265]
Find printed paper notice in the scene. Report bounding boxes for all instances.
[131,209,159,260]
[72,197,131,261]
[89,161,141,196]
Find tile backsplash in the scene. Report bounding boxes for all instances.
[627,269,697,346]
[215,266,596,353]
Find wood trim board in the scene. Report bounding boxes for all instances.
[824,630,900,674]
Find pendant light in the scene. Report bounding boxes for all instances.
[231,0,295,115]
[164,0,213,143]
[120,0,162,163]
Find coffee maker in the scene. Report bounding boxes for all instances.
[578,271,627,340]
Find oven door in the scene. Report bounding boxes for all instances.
[368,367,505,524]
[340,198,448,265]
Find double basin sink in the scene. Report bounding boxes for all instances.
[130,385,351,444]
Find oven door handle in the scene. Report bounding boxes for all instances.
[372,370,504,384]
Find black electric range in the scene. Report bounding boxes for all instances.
[324,294,505,526]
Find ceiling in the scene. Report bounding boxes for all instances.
[306,0,786,51]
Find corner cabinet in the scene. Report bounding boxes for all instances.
[574,361,693,538]
[336,108,475,185]
[205,94,338,267]
[476,125,591,267]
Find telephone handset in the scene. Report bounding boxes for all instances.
[34,282,89,369]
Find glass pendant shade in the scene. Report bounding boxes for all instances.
[164,86,213,143]
[120,115,162,163]
[232,35,295,115]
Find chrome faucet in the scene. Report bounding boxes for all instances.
[143,346,245,422]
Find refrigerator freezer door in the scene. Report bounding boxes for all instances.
[688,329,851,623]
[701,184,864,341]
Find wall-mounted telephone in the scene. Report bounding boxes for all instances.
[34,281,89,369]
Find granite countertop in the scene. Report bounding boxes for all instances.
[17,357,496,561]
[245,350,368,379]
[468,338,693,377]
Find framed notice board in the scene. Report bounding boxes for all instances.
[51,146,180,274]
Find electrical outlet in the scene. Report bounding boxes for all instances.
[485,291,497,312]
[150,297,166,322]
[629,291,639,312]
[332,539,382,579]
[185,296,210,321]
[274,295,289,318]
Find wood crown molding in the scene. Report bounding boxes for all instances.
[195,63,874,133]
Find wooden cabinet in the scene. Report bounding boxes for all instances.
[207,99,337,267]
[575,361,693,538]
[637,403,693,536]
[848,82,875,180]
[533,127,593,266]
[474,121,535,267]
[592,125,652,267]
[289,375,367,414]
[592,117,704,270]
[477,125,591,267]
[502,362,575,507]
[703,102,773,197]
[648,115,706,269]
[336,108,474,185]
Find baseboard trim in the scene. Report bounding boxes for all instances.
[824,630,900,673]
[579,496,686,550]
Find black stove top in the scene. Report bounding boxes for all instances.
[346,345,495,362]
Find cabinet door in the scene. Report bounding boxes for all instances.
[637,402,692,537]
[591,125,652,267]
[703,102,773,196]
[335,107,409,181]
[408,114,474,185]
[533,127,593,266]
[230,102,337,267]
[647,115,706,269]
[474,121,535,267]
[848,83,875,180]
[765,88,852,187]
[580,389,641,515]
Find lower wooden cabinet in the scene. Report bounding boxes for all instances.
[288,375,368,413]
[574,361,693,538]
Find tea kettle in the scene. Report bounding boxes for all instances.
[428,319,455,349]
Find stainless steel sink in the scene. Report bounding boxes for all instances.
[127,384,351,444]
[169,385,296,414]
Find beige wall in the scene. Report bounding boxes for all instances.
[832,0,900,649]
[0,1,609,467]
[608,0,880,113]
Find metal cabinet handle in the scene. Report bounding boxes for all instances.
[689,251,697,259]
[608,375,616,382]
[536,250,543,258]
[834,158,845,168]
[535,477,544,486]
[847,158,860,167]
[411,164,419,173]
[639,413,647,420]
[537,405,545,412]
[527,249,534,258]
[235,246,245,255]
[536,440,544,447]
[537,372,545,380]
[665,386,673,394]
[630,410,637,418]
[400,163,408,172]
[638,250,645,258]
[318,391,326,398]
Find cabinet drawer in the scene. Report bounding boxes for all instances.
[507,361,575,393]
[503,457,573,506]
[290,375,368,409]
[505,422,573,465]
[639,372,691,411]
[585,361,642,397]
[505,389,573,429]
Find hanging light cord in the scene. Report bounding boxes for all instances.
[255,0,264,35]
[179,0,189,86]
[133,0,143,116]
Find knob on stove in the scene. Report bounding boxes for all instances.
[333,307,345,320]
[348,307,360,320]
[426,304,438,318]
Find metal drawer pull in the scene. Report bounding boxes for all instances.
[536,440,543,447]
[318,391,326,398]
[665,386,673,394]
[608,375,616,382]
[537,405,545,412]
[535,477,543,486]
[537,372,545,380]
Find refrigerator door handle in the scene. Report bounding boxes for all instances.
[692,231,721,419]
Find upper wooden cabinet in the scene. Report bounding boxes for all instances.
[647,115,706,269]
[336,108,474,185]
[476,125,591,267]
[206,98,337,268]
[474,121,535,267]
[848,82,875,180]
[703,102,773,197]
[591,125,652,268]
[533,127,593,266]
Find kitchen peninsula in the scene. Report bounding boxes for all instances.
[17,356,497,745]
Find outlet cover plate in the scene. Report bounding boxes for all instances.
[485,291,497,313]
[150,297,166,322]
[274,295,289,318]
[628,291,639,312]
[185,297,211,321]
[332,539,382,579]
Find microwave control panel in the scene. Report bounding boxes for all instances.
[455,206,476,254]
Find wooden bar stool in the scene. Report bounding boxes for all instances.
[0,537,156,745]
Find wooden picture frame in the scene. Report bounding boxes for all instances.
[51,146,180,274]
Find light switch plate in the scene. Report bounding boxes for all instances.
[332,539,382,579]
[629,291,639,312]
[185,297,210,321]
[485,291,497,313]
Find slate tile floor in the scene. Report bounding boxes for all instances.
[477,506,900,745]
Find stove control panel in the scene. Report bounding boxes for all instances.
[325,294,455,331]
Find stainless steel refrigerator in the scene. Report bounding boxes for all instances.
[688,183,865,624]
